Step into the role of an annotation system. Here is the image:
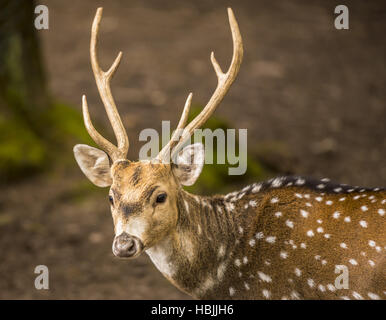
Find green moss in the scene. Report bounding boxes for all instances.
[183,106,271,195]
[0,99,96,182]
[0,114,46,182]
[43,101,94,146]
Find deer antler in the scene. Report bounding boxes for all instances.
[156,8,243,162]
[82,7,129,162]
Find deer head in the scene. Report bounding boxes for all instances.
[73,7,243,258]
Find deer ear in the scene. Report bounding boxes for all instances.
[73,144,112,187]
[172,143,205,186]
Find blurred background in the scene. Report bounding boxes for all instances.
[0,0,385,299]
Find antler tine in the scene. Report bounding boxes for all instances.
[82,94,117,156]
[84,7,129,161]
[157,8,243,162]
[156,93,193,160]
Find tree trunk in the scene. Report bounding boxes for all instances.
[0,0,50,181]
[0,0,50,131]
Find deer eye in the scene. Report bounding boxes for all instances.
[156,193,167,204]
[108,195,114,206]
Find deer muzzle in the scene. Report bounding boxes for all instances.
[112,232,143,258]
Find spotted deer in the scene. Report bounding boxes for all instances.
[73,7,385,300]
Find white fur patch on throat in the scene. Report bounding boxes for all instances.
[146,238,176,278]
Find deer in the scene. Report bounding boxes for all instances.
[73,7,385,300]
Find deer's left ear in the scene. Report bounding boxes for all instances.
[172,143,205,186]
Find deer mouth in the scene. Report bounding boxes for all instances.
[112,232,144,258]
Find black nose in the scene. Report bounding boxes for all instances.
[112,232,141,258]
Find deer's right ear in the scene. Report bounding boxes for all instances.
[73,144,112,187]
[172,143,205,186]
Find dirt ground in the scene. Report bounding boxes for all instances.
[0,0,385,299]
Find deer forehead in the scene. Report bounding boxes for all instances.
[111,161,173,198]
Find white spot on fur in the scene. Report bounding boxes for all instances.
[333,211,340,219]
[280,251,288,259]
[217,262,227,281]
[359,220,368,228]
[352,291,363,300]
[266,236,276,243]
[327,284,336,292]
[300,209,309,218]
[249,200,257,207]
[199,276,215,294]
[349,259,358,265]
[307,230,314,237]
[262,289,271,299]
[256,232,264,239]
[184,200,189,213]
[344,216,351,222]
[272,178,283,187]
[258,271,272,283]
[271,197,279,204]
[361,205,368,212]
[368,292,380,300]
[218,245,226,258]
[285,220,294,228]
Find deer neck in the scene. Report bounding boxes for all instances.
[146,189,238,298]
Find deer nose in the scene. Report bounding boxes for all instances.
[112,232,143,258]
